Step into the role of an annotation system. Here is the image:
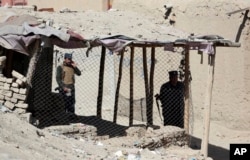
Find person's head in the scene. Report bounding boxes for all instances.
[168,70,178,86]
[64,53,72,65]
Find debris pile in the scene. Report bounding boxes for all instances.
[134,126,188,150]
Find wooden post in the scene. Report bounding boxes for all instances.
[142,47,152,125]
[184,45,190,133]
[96,46,106,118]
[201,46,216,158]
[113,50,124,123]
[28,36,54,122]
[149,47,155,125]
[129,47,134,126]
[235,10,249,42]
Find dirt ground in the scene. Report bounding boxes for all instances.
[1,0,250,160]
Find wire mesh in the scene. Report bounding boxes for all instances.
[0,40,196,154]
[30,45,189,126]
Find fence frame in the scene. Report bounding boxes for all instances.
[0,33,241,159]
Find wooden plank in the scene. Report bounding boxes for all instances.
[113,50,124,123]
[129,47,134,126]
[227,7,250,15]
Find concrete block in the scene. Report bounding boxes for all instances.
[4,101,15,110]
[3,83,10,90]
[19,88,27,95]
[15,103,28,109]
[21,77,27,83]
[11,87,20,93]
[12,83,19,87]
[18,100,24,104]
[1,90,13,97]
[10,97,18,104]
[0,56,6,62]
[19,113,32,123]
[13,108,26,114]
[16,79,23,86]
[0,76,6,82]
[6,78,14,83]
[4,96,11,101]
[13,93,26,100]
[12,70,24,79]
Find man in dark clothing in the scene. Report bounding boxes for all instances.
[159,70,184,128]
[56,53,81,114]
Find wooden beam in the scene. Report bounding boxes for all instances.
[129,43,169,48]
[235,10,249,42]
[113,50,124,123]
[149,47,155,125]
[201,46,216,158]
[129,47,134,126]
[96,46,106,118]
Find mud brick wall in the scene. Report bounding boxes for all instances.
[0,70,28,112]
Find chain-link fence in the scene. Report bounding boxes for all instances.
[27,44,192,134]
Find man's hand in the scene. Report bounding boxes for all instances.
[63,87,70,92]
[71,61,77,68]
[155,94,160,100]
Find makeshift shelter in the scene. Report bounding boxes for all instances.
[0,14,241,158]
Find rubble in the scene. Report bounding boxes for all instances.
[133,126,188,150]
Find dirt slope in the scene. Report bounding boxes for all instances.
[0,0,250,160]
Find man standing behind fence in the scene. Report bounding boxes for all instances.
[56,53,81,114]
[158,70,184,128]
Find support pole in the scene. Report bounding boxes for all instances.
[142,47,152,125]
[129,47,134,126]
[97,46,106,118]
[201,46,216,158]
[184,46,190,133]
[113,50,124,123]
[149,47,155,125]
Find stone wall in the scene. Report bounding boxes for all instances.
[27,0,111,12]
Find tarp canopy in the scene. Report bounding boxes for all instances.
[91,34,241,53]
[0,14,86,55]
[0,15,241,56]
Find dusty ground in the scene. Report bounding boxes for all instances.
[0,0,250,160]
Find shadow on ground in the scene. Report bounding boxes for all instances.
[34,111,229,160]
[190,136,229,160]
